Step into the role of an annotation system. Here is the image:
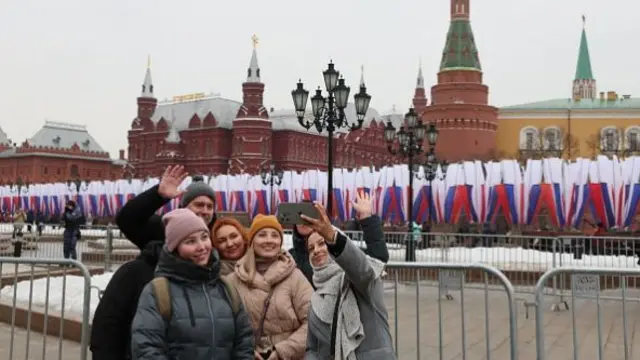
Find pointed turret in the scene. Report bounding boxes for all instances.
[136,55,157,124]
[413,60,427,115]
[230,35,270,174]
[236,36,268,120]
[141,55,154,97]
[439,0,480,72]
[246,35,261,83]
[421,0,498,161]
[572,16,596,100]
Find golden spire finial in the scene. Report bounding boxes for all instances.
[147,54,151,69]
[251,34,259,49]
[582,14,586,28]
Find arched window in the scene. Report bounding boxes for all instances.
[542,127,562,151]
[600,126,620,152]
[519,126,539,150]
[624,126,640,151]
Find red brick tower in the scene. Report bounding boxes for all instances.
[412,61,428,117]
[420,0,498,161]
[229,37,272,174]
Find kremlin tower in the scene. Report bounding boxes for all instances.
[420,0,498,161]
[229,36,272,174]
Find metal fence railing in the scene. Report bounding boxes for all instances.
[1,255,639,358]
[384,262,519,360]
[534,267,640,360]
[0,257,92,360]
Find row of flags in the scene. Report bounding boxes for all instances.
[1,155,639,228]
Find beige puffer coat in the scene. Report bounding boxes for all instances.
[225,249,312,359]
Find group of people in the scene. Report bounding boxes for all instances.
[89,165,395,360]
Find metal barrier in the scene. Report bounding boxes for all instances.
[384,261,519,360]
[534,267,640,360]
[0,257,92,360]
[0,224,118,272]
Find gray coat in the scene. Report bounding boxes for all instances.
[131,248,254,360]
[305,232,396,360]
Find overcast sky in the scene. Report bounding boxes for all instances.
[0,0,638,157]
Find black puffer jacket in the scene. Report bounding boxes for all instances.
[288,215,390,287]
[131,248,254,360]
[90,241,163,360]
[115,185,168,250]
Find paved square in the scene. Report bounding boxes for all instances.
[385,282,640,359]
[1,283,639,359]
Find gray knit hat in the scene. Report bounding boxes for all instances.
[180,180,216,208]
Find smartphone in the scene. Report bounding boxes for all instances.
[277,202,319,225]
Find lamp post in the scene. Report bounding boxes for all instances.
[260,164,283,215]
[421,148,448,232]
[384,109,425,261]
[291,61,372,215]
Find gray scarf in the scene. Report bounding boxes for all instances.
[311,256,385,360]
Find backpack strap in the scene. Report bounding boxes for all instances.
[151,277,172,321]
[220,277,241,316]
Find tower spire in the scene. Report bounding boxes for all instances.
[412,59,427,114]
[141,55,154,98]
[572,16,596,100]
[360,65,365,87]
[441,0,480,72]
[247,35,261,83]
[416,59,424,89]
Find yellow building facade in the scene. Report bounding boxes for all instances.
[495,23,640,160]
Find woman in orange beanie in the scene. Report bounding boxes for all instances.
[211,217,250,276]
[226,214,313,360]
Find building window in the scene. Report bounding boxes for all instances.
[629,132,638,151]
[205,140,212,155]
[519,127,539,150]
[543,128,561,151]
[601,128,619,152]
[43,167,48,175]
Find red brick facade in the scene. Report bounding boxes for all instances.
[127,49,398,177]
[0,122,124,184]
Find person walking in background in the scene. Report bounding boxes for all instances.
[302,197,395,360]
[211,217,250,276]
[288,196,389,288]
[62,200,83,260]
[131,209,253,359]
[116,165,216,251]
[12,207,26,239]
[226,214,313,359]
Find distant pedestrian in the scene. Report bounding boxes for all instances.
[62,200,83,260]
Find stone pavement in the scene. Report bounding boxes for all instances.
[385,282,640,359]
[0,323,82,360]
[1,283,639,359]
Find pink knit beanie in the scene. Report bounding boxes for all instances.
[162,209,209,252]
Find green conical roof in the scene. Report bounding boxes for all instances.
[575,28,594,80]
[439,19,481,72]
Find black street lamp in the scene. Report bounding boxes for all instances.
[292,61,372,215]
[420,124,447,243]
[260,164,284,215]
[384,109,425,261]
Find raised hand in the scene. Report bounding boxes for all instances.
[300,203,337,243]
[352,191,373,220]
[158,165,188,199]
